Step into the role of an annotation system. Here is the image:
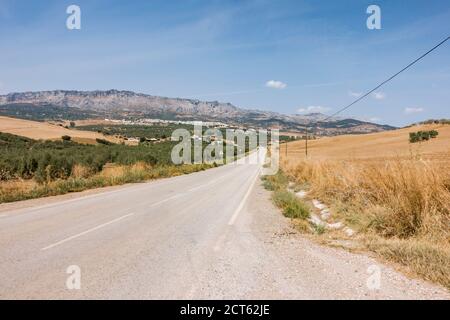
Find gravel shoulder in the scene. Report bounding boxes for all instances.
[236,180,450,299]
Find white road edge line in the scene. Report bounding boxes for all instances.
[41,213,135,251]
[227,167,261,226]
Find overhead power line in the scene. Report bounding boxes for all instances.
[322,36,450,122]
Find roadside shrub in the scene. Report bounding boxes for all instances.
[96,138,113,145]
[262,171,288,191]
[273,190,310,219]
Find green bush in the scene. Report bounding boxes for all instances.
[96,138,113,145]
[273,190,310,219]
[409,130,439,143]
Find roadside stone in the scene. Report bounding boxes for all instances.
[327,222,344,230]
[312,199,326,210]
[308,214,326,227]
[296,190,307,198]
[344,227,355,237]
[320,209,331,220]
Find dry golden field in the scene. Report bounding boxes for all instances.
[280,124,450,288]
[0,116,118,144]
[282,124,450,162]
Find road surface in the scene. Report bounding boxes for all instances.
[0,148,448,299]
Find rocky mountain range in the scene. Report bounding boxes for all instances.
[0,90,396,135]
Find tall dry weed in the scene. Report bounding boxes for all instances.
[283,158,450,242]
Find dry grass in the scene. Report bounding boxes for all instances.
[0,116,118,144]
[280,124,450,288]
[0,162,213,204]
[284,158,450,241]
[284,124,450,161]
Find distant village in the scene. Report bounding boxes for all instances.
[101,118,305,146]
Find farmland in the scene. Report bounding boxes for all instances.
[75,123,195,140]
[0,116,118,144]
[0,131,219,203]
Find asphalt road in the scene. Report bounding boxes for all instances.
[0,148,448,299]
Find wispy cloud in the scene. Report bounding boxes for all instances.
[265,80,287,89]
[297,106,331,114]
[349,90,362,98]
[372,91,386,100]
[404,107,424,114]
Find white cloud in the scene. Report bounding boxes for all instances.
[404,107,424,115]
[372,91,386,100]
[265,80,287,89]
[349,90,362,98]
[369,117,381,122]
[297,106,331,114]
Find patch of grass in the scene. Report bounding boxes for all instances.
[261,171,289,191]
[365,236,450,289]
[272,190,310,219]
[312,223,326,235]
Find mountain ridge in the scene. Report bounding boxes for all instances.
[0,90,396,135]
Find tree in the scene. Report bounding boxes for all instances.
[62,135,71,141]
[409,132,418,143]
[430,130,439,138]
[409,130,438,143]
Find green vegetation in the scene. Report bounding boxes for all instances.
[77,124,194,140]
[272,190,310,219]
[0,130,258,203]
[409,130,439,143]
[95,138,114,145]
[261,171,288,191]
[280,135,300,142]
[416,119,450,125]
[312,223,326,235]
[262,171,310,220]
[0,132,179,183]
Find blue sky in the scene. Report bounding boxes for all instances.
[0,0,449,126]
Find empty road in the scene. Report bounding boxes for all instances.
[0,148,448,299]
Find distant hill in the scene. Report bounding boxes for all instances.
[0,90,396,135]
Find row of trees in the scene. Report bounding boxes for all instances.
[409,130,439,143]
[0,132,175,183]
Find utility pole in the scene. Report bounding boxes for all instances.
[285,140,288,157]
